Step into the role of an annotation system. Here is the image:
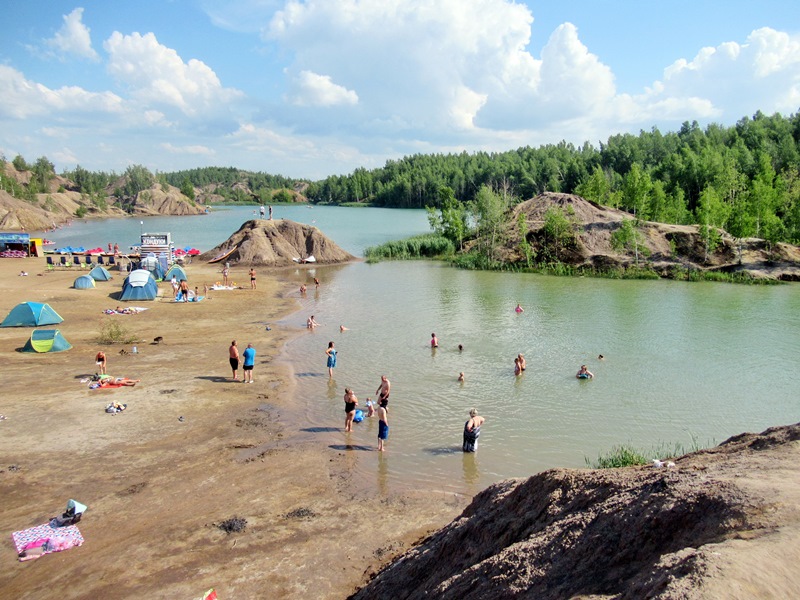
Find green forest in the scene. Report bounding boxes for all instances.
[307,111,800,244]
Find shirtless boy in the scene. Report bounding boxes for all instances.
[376,375,391,407]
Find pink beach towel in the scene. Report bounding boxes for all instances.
[12,522,84,556]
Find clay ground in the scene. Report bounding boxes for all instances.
[0,258,466,599]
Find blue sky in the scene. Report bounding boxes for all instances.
[1,1,799,180]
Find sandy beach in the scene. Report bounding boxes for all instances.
[0,258,466,599]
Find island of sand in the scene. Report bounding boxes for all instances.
[199,219,356,266]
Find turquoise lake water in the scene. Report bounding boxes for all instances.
[37,206,800,495]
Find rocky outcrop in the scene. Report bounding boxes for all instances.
[199,219,356,266]
[351,423,800,600]
[501,193,800,281]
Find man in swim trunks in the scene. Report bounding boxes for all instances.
[377,399,389,451]
[376,375,391,407]
[249,268,256,289]
[229,340,240,380]
[242,343,256,383]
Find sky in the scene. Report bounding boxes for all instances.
[1,1,799,180]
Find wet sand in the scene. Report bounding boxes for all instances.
[0,258,467,599]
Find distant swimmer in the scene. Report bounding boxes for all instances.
[517,353,526,371]
[598,354,605,360]
[339,325,348,332]
[576,365,594,379]
[431,333,439,348]
[458,372,465,382]
[514,357,522,376]
[458,344,463,352]
[307,315,320,329]
[515,303,524,313]
[462,408,485,453]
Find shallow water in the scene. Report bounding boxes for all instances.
[279,261,800,495]
[40,208,800,496]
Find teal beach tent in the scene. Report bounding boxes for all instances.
[1,302,64,327]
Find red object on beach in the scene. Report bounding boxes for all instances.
[188,248,200,256]
[174,248,187,256]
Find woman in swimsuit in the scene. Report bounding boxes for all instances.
[326,341,337,378]
[463,408,485,453]
[343,388,358,432]
[576,365,594,379]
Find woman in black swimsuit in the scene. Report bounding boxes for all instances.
[343,388,358,432]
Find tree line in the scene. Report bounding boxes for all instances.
[307,110,800,244]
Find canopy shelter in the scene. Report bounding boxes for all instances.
[89,265,113,281]
[1,302,63,327]
[119,269,158,301]
[73,275,96,289]
[22,329,72,353]
[139,255,165,281]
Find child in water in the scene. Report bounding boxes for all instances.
[365,398,375,417]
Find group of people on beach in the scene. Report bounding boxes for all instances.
[339,376,391,450]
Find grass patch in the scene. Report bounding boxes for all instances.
[364,234,455,262]
[586,435,714,469]
[98,320,138,344]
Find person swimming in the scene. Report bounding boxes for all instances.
[515,303,524,313]
[576,365,594,379]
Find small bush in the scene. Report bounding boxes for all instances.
[99,320,138,344]
[218,516,247,534]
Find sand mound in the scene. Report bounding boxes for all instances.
[350,423,800,599]
[199,219,356,266]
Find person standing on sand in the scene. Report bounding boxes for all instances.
[222,265,230,286]
[249,268,256,290]
[376,375,391,407]
[180,279,189,302]
[269,205,273,220]
[377,399,389,451]
[229,340,240,380]
[171,274,179,298]
[463,408,484,453]
[344,388,358,432]
[242,343,256,383]
[95,350,107,375]
[326,341,337,378]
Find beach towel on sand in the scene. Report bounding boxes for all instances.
[12,522,84,555]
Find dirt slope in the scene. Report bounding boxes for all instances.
[351,423,800,600]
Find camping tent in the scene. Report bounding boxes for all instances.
[22,329,72,353]
[163,264,187,281]
[73,274,96,289]
[1,302,63,327]
[89,265,113,281]
[119,269,158,301]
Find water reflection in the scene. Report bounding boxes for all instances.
[377,452,389,496]
[462,452,480,486]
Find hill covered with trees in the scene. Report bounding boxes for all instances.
[308,110,800,246]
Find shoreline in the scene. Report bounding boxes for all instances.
[0,257,467,599]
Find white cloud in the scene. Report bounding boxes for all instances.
[287,71,358,106]
[103,31,243,116]
[632,27,800,123]
[161,142,215,156]
[43,7,100,61]
[0,65,123,119]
